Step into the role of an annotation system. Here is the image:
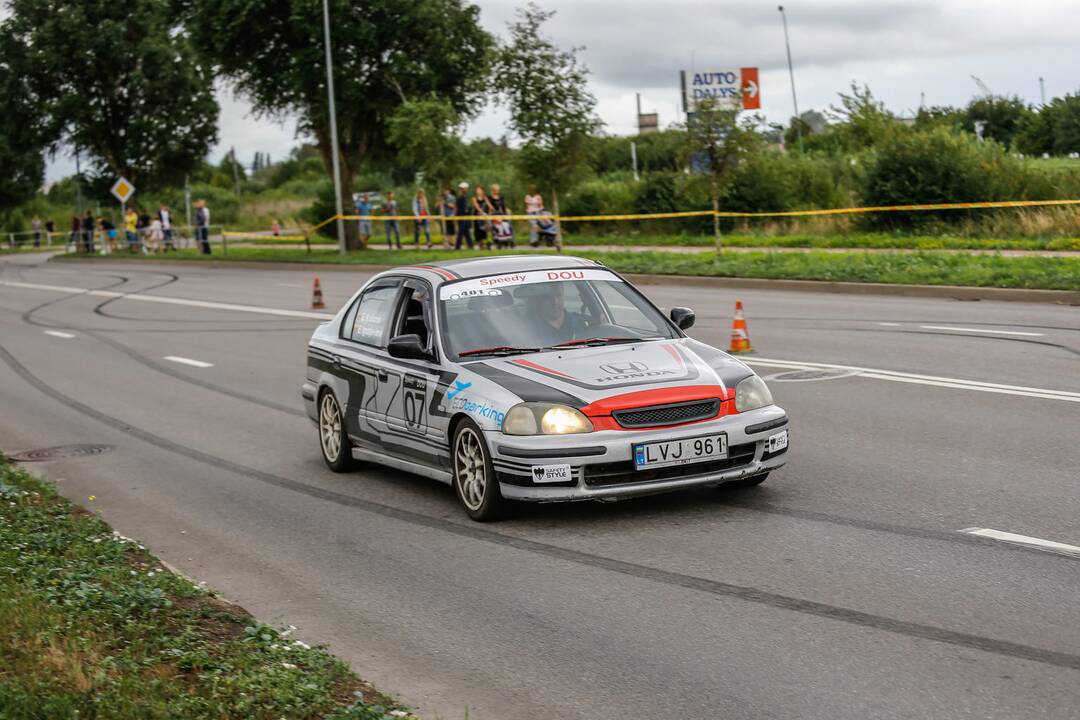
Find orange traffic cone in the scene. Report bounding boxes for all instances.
[728,300,753,353]
[311,277,325,310]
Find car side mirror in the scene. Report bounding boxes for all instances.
[670,307,695,330]
[388,334,431,361]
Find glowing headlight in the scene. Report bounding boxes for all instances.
[735,375,773,412]
[502,403,593,435]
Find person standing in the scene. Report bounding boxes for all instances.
[355,193,372,246]
[489,183,514,249]
[31,217,42,247]
[383,191,402,249]
[472,185,492,250]
[454,182,472,250]
[148,215,163,253]
[44,219,55,247]
[524,186,543,247]
[82,210,96,253]
[412,189,432,249]
[195,199,211,254]
[442,187,457,246]
[70,215,81,252]
[159,204,175,251]
[270,219,282,237]
[100,216,116,253]
[125,206,139,251]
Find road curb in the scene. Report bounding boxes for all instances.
[49,255,1080,304]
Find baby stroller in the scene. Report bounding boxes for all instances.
[533,212,558,247]
[492,217,515,249]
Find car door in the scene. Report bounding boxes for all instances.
[334,278,402,449]
[383,279,448,466]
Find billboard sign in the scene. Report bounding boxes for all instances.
[681,67,760,112]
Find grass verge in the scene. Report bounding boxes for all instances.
[58,246,1080,291]
[0,455,412,720]
[562,232,1080,251]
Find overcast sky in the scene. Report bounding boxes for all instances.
[44,0,1080,181]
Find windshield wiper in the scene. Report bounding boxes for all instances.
[551,336,658,348]
[458,345,543,358]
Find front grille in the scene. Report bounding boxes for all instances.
[584,442,757,487]
[612,399,720,428]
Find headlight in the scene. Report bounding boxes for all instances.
[502,403,593,435]
[735,375,773,412]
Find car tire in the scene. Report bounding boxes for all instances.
[452,418,506,522]
[730,472,769,488]
[318,389,355,472]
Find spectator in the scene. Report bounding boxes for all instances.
[44,219,54,246]
[412,189,432,249]
[454,182,472,250]
[69,215,81,251]
[82,210,96,253]
[125,206,139,251]
[271,219,282,237]
[137,209,151,251]
[159,204,175,251]
[148,215,163,253]
[31,216,42,247]
[355,193,372,245]
[524,186,543,246]
[195,199,211,254]
[442,187,457,245]
[472,185,492,250]
[489,184,514,249]
[383,191,402,249]
[100,217,117,253]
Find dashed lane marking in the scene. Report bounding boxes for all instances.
[960,528,1080,559]
[44,330,75,339]
[163,356,214,369]
[920,325,1045,337]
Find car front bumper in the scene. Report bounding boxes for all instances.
[490,405,789,502]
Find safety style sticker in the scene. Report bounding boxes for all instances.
[531,464,571,484]
[439,268,621,300]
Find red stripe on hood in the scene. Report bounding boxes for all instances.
[510,358,576,379]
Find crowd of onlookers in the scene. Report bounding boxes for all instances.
[354,183,559,250]
[26,200,216,255]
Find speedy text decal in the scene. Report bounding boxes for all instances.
[439,268,622,300]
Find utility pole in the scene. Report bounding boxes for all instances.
[1039,76,1046,106]
[322,0,347,255]
[778,5,802,154]
[631,141,639,181]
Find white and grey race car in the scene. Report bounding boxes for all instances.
[302,255,788,520]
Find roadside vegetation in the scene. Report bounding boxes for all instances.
[59,246,1080,291]
[0,455,411,719]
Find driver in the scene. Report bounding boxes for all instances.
[527,282,586,345]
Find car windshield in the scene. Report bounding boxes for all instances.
[439,268,677,359]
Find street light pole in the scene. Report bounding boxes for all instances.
[322,0,346,255]
[778,5,802,154]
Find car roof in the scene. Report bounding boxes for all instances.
[399,254,604,283]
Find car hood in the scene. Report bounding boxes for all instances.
[470,338,754,406]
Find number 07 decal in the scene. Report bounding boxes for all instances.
[403,374,427,432]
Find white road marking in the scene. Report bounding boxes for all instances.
[876,322,901,327]
[746,357,1080,403]
[960,527,1080,559]
[920,325,1044,337]
[163,356,214,368]
[44,330,75,339]
[0,280,334,320]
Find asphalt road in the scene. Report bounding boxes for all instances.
[2,252,1078,720]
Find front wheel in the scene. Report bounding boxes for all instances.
[318,390,355,472]
[452,419,506,521]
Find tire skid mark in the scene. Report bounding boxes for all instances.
[3,340,1080,673]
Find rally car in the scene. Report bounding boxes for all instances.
[302,255,788,520]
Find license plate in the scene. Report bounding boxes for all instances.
[768,429,788,453]
[634,433,727,470]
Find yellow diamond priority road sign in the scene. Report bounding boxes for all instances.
[110,177,135,204]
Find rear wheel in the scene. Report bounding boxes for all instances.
[319,389,355,472]
[452,419,506,521]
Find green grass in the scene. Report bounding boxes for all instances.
[562,232,1080,251]
[58,246,1080,290]
[0,456,411,720]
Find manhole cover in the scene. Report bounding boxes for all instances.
[8,444,116,462]
[765,369,861,382]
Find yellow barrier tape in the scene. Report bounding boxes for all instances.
[312,198,1080,228]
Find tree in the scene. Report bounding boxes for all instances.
[1017,95,1080,156]
[495,3,602,248]
[189,0,492,249]
[0,28,46,215]
[682,98,760,252]
[963,96,1032,148]
[6,0,219,190]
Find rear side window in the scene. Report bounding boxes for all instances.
[344,285,399,347]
